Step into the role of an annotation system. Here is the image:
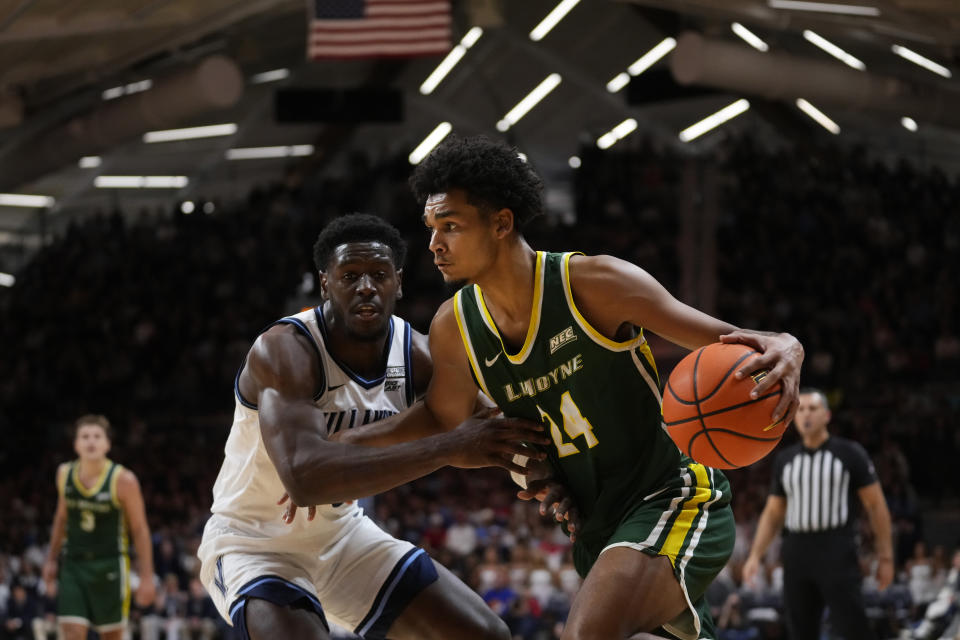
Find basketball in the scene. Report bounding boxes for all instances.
[662,343,786,469]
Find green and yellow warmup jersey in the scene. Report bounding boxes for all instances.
[60,460,128,561]
[454,252,685,549]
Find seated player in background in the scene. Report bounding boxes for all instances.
[198,214,548,640]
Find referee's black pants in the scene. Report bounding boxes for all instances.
[781,532,874,640]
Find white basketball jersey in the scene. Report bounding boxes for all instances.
[204,307,414,553]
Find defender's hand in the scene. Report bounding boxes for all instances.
[278,493,316,524]
[445,407,550,473]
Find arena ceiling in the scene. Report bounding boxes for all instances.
[0,0,958,242]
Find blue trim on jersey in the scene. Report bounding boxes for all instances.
[274,316,326,402]
[234,358,258,410]
[214,556,226,597]
[315,307,395,389]
[233,312,327,409]
[403,321,414,406]
[354,547,438,639]
[228,575,328,638]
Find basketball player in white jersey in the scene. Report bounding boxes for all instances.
[198,214,549,640]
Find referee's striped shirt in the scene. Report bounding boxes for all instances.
[770,436,878,534]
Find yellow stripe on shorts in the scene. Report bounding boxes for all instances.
[661,463,712,567]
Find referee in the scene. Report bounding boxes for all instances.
[743,388,894,640]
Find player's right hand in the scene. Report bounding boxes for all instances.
[445,407,550,473]
[135,575,157,608]
[41,559,57,597]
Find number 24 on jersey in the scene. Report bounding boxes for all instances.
[536,391,598,458]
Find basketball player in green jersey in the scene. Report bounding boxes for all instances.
[42,414,156,640]
[405,136,804,640]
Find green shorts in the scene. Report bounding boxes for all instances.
[573,463,735,640]
[57,555,131,631]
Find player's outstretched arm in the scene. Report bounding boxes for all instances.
[118,468,156,607]
[425,301,583,535]
[251,325,549,507]
[568,254,804,425]
[42,464,69,597]
[332,329,447,447]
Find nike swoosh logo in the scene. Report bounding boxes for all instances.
[327,384,345,391]
[484,352,502,367]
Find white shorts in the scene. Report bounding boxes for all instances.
[198,511,438,638]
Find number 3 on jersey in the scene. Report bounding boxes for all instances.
[537,391,598,458]
[80,510,96,532]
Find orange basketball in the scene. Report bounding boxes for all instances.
[662,342,786,469]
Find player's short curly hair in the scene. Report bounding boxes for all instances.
[312,214,407,272]
[409,135,544,230]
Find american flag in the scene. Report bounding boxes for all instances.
[308,0,452,60]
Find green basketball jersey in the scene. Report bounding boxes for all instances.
[454,251,685,547]
[60,460,128,561]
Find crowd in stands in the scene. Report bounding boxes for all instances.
[1,135,958,639]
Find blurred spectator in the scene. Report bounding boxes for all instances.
[183,577,220,640]
[1,582,38,640]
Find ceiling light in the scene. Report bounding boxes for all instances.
[628,38,677,77]
[126,80,152,94]
[78,156,102,169]
[0,193,55,208]
[530,0,580,42]
[250,68,290,84]
[901,116,918,132]
[731,23,769,52]
[803,30,865,70]
[679,99,751,142]
[102,79,152,101]
[409,122,453,165]
[596,118,638,149]
[94,176,188,188]
[568,156,581,168]
[225,145,314,160]
[796,98,840,134]
[768,1,879,16]
[0,272,14,287]
[143,123,237,143]
[891,44,952,78]
[420,27,483,95]
[181,201,195,214]
[498,74,562,131]
[606,72,630,93]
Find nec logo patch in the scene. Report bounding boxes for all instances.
[549,326,577,354]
